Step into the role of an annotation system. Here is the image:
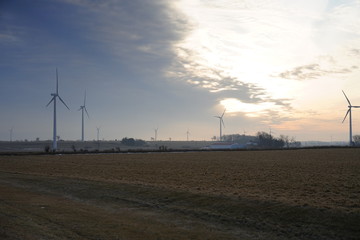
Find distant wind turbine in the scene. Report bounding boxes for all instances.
[214,109,226,141]
[46,68,70,151]
[186,129,190,141]
[269,127,275,137]
[342,90,360,146]
[154,128,158,141]
[96,126,101,150]
[96,126,101,142]
[79,91,89,142]
[9,127,14,142]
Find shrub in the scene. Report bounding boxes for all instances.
[44,145,50,153]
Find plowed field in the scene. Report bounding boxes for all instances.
[0,148,359,239]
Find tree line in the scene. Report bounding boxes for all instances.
[223,132,301,149]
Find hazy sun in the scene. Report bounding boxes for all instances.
[220,98,281,117]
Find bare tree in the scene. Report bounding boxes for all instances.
[354,135,360,145]
[280,135,290,148]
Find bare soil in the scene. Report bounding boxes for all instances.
[0,149,359,239]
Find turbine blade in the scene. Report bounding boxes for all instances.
[46,97,55,107]
[58,96,70,110]
[352,106,360,108]
[56,68,59,95]
[342,90,351,106]
[221,109,226,117]
[85,107,90,119]
[84,90,86,106]
[342,109,350,123]
[78,107,82,111]
[221,118,225,128]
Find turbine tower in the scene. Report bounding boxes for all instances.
[96,126,101,150]
[154,128,158,141]
[342,90,360,146]
[214,109,225,141]
[96,126,101,142]
[79,91,89,142]
[46,68,70,151]
[186,129,190,141]
[9,127,14,142]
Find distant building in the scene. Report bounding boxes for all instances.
[245,141,258,148]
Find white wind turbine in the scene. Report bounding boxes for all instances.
[96,126,101,150]
[342,90,360,146]
[186,129,190,141]
[46,69,70,151]
[154,128,158,141]
[214,109,226,141]
[9,127,14,142]
[79,91,89,142]
[96,126,101,142]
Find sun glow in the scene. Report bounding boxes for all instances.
[173,0,327,84]
[220,98,283,117]
[171,0,360,141]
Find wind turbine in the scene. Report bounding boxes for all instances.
[186,129,190,141]
[79,91,89,142]
[46,68,70,151]
[96,126,101,150]
[9,127,14,142]
[214,109,225,141]
[342,90,360,146]
[96,126,101,142]
[154,128,158,141]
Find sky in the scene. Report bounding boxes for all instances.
[1,0,360,142]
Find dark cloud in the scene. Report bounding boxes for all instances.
[62,0,190,73]
[276,63,352,80]
[0,0,190,73]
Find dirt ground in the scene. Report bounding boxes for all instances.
[0,148,359,239]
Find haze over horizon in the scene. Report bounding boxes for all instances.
[1,0,360,142]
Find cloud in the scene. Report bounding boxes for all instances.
[0,0,190,75]
[59,0,190,72]
[171,0,360,87]
[350,48,360,56]
[0,31,21,44]
[166,0,336,122]
[167,45,293,124]
[276,63,352,81]
[220,97,292,120]
[167,49,266,102]
[326,1,360,35]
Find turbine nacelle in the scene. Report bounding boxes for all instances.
[78,105,90,118]
[78,91,89,118]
